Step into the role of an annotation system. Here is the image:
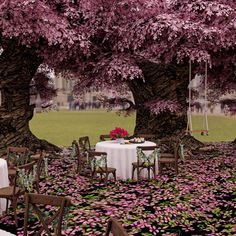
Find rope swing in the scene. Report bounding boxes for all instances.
[186,60,209,136]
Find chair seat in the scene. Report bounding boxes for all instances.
[30,154,41,161]
[160,157,175,162]
[8,168,16,176]
[161,153,175,157]
[0,186,20,197]
[132,162,154,167]
[96,167,116,173]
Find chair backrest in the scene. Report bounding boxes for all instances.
[88,151,107,172]
[71,140,80,159]
[78,136,91,152]
[156,139,182,159]
[156,139,176,152]
[7,146,29,168]
[106,218,128,236]
[72,140,86,173]
[34,151,47,183]
[99,134,110,141]
[14,161,36,195]
[136,146,159,164]
[24,193,71,236]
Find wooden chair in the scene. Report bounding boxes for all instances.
[78,136,92,152]
[5,147,29,184]
[99,134,110,141]
[0,161,36,226]
[88,151,116,183]
[106,218,128,236]
[157,139,181,175]
[71,140,87,174]
[24,193,71,236]
[31,151,47,193]
[132,146,159,181]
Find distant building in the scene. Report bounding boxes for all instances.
[52,74,74,109]
[52,75,130,110]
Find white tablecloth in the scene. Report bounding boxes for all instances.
[0,158,9,215]
[0,229,16,236]
[96,140,157,180]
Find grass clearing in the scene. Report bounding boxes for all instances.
[30,110,135,147]
[30,110,236,147]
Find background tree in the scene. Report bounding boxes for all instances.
[0,0,236,151]
[74,0,236,140]
[0,0,90,151]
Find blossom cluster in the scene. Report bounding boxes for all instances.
[145,99,180,115]
[109,127,129,140]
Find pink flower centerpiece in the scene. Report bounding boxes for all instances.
[109,127,129,140]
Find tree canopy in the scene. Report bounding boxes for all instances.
[1,0,235,94]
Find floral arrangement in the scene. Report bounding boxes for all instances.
[109,127,129,140]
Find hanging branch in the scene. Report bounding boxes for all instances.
[98,96,136,116]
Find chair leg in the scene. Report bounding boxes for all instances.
[175,163,178,175]
[159,163,162,175]
[148,167,150,180]
[113,171,116,181]
[34,177,40,193]
[100,173,103,182]
[137,167,139,182]
[6,199,9,214]
[91,171,96,180]
[104,173,108,185]
[153,166,156,178]
[12,198,18,227]
[132,166,135,180]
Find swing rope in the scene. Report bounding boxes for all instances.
[186,60,209,136]
[186,59,193,134]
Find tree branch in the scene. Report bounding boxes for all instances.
[98,96,136,115]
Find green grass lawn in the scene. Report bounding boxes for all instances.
[30,110,236,147]
[30,110,135,147]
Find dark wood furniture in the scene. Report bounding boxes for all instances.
[157,139,181,175]
[0,161,36,226]
[5,146,29,184]
[24,193,71,236]
[132,146,159,181]
[106,218,128,236]
[99,134,110,141]
[71,140,87,174]
[88,151,116,183]
[78,136,92,152]
[32,151,47,193]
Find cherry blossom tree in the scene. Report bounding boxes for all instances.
[0,0,90,151]
[0,0,236,151]
[74,0,236,139]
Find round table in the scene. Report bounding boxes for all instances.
[0,158,9,215]
[95,140,157,180]
[0,229,16,236]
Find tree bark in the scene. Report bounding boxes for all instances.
[0,40,59,154]
[128,60,203,147]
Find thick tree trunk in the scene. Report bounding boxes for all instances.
[128,60,203,147]
[0,40,59,154]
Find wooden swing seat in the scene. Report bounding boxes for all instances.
[190,130,208,133]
